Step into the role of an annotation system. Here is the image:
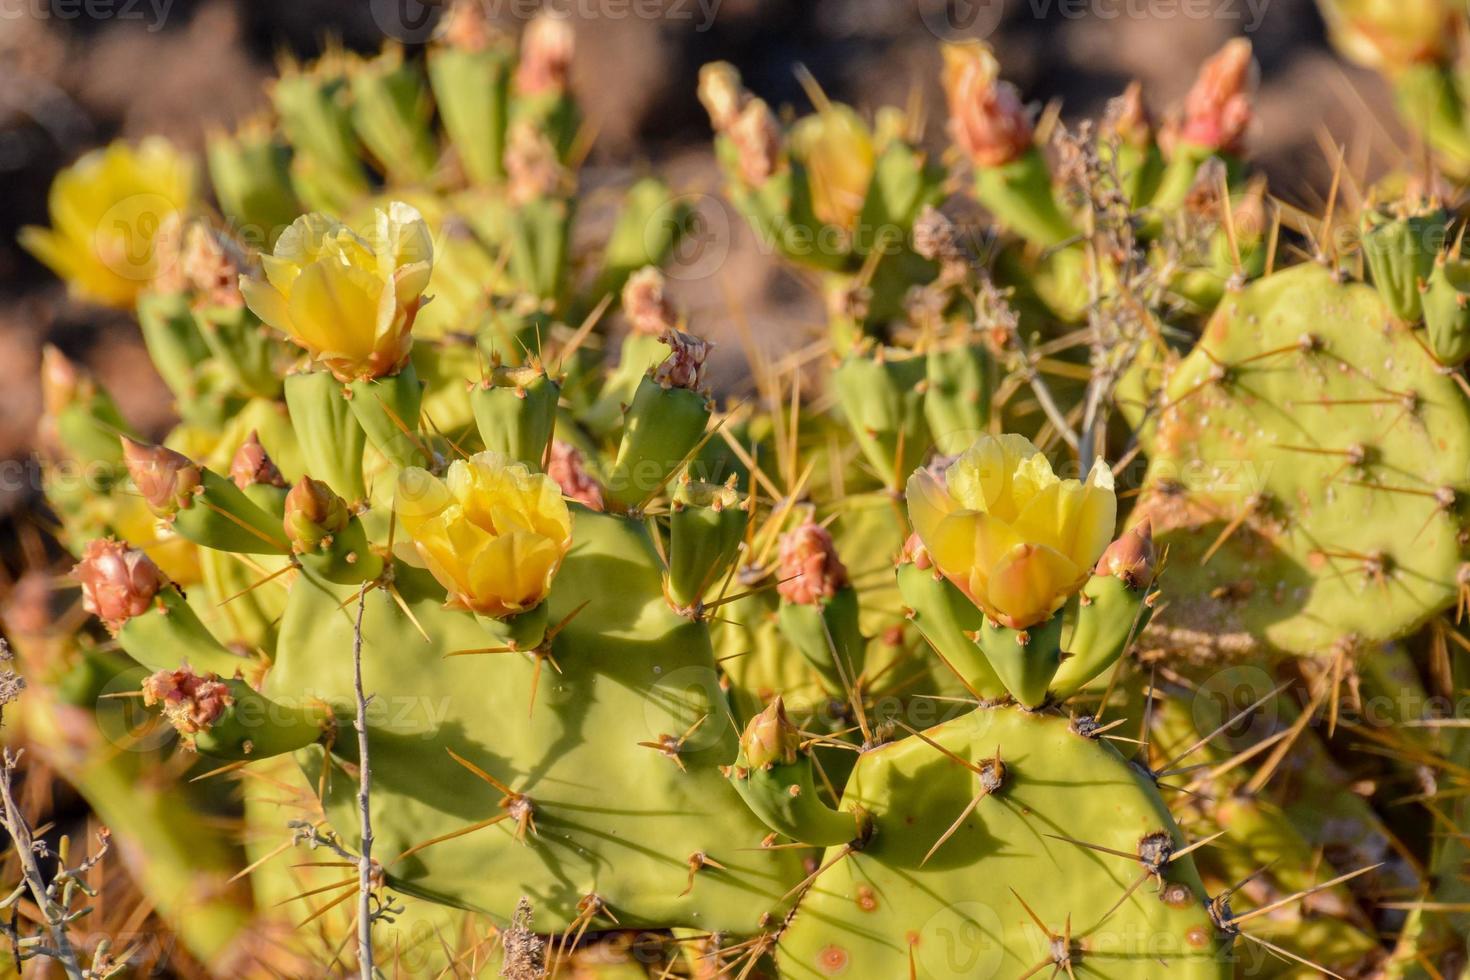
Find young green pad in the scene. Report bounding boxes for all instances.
[776,707,1229,979]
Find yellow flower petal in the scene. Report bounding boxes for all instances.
[986,543,1081,628]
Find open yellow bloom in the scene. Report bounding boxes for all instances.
[789,104,874,232]
[907,434,1116,629]
[20,138,195,308]
[395,452,573,617]
[239,202,433,382]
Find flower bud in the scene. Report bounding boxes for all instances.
[777,520,850,606]
[283,476,350,554]
[546,440,604,511]
[122,438,202,517]
[505,121,567,206]
[74,538,165,632]
[229,431,287,490]
[440,0,502,53]
[142,666,234,737]
[1094,520,1155,589]
[728,99,782,186]
[1103,81,1152,149]
[740,696,803,770]
[622,266,677,338]
[515,14,574,96]
[41,344,87,418]
[653,329,713,391]
[941,42,1033,168]
[698,61,745,132]
[1171,38,1254,155]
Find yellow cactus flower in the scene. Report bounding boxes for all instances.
[20,138,195,308]
[239,202,433,382]
[789,104,874,232]
[906,434,1116,630]
[394,452,572,617]
[1318,0,1448,73]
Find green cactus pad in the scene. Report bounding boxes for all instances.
[267,509,804,933]
[776,706,1228,978]
[1137,264,1470,658]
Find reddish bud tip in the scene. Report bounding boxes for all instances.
[654,329,714,392]
[740,696,804,770]
[1173,38,1254,155]
[229,431,287,490]
[546,440,604,511]
[941,42,1034,168]
[515,14,574,96]
[622,267,678,338]
[122,438,201,517]
[1095,520,1155,588]
[142,667,233,738]
[777,520,850,605]
[74,537,165,632]
[283,476,350,554]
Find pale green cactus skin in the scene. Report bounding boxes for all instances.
[776,707,1227,979]
[1137,263,1470,658]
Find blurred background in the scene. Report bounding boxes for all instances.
[0,0,1406,523]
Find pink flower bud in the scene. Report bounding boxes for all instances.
[941,42,1034,168]
[546,440,604,511]
[41,344,87,418]
[654,329,713,392]
[740,696,803,769]
[1173,39,1254,155]
[515,15,574,96]
[728,99,781,186]
[1094,520,1155,589]
[622,267,677,338]
[122,438,202,517]
[142,667,233,737]
[229,431,287,490]
[777,520,850,606]
[504,121,566,206]
[75,537,165,632]
[283,476,350,554]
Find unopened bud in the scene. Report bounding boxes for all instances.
[1172,38,1254,155]
[41,344,86,417]
[515,14,574,96]
[622,266,677,338]
[284,476,350,554]
[1095,520,1155,589]
[728,99,781,185]
[654,329,713,391]
[777,520,850,606]
[546,440,604,511]
[741,696,803,770]
[505,121,566,206]
[1103,81,1152,148]
[698,61,745,132]
[941,42,1033,168]
[440,0,501,53]
[230,431,287,490]
[142,667,234,737]
[74,537,165,632]
[122,438,202,517]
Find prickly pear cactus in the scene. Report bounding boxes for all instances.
[776,708,1228,978]
[269,508,803,931]
[1137,263,1470,658]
